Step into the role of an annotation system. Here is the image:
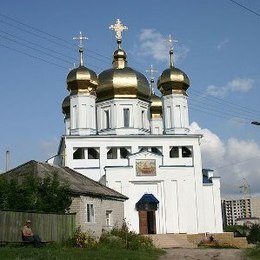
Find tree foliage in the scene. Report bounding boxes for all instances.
[247,224,260,244]
[0,172,72,213]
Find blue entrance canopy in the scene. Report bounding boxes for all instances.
[136,194,159,211]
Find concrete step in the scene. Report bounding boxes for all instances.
[147,234,196,249]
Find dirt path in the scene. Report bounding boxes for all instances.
[160,248,246,260]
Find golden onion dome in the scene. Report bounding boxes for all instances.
[62,95,70,115]
[150,93,162,118]
[158,67,190,96]
[97,48,150,102]
[67,65,98,95]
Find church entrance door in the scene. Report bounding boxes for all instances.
[138,210,156,234]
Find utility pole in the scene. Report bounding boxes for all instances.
[5,150,10,172]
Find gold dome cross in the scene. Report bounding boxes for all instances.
[73,32,88,66]
[109,19,128,40]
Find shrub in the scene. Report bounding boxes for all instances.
[247,224,260,244]
[99,222,154,250]
[70,227,98,248]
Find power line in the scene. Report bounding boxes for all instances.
[0,33,73,65]
[228,0,260,18]
[189,89,260,115]
[0,42,68,70]
[0,10,259,125]
[0,12,118,72]
[0,12,111,61]
[0,19,73,52]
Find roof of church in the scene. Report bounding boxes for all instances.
[2,160,127,201]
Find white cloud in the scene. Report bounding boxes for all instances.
[207,78,254,97]
[217,38,229,50]
[189,122,260,197]
[135,29,190,63]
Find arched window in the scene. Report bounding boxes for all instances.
[169,147,179,158]
[73,148,85,159]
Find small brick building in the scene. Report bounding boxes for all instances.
[2,160,127,237]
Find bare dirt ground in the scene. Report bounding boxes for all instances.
[160,248,246,260]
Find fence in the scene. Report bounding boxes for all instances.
[0,210,76,242]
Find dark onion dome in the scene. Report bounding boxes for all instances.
[150,93,162,118]
[97,48,150,102]
[62,95,70,116]
[67,65,98,95]
[157,66,190,96]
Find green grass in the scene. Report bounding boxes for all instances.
[245,246,260,260]
[0,245,165,260]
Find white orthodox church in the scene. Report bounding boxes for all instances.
[49,19,223,235]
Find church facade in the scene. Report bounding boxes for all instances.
[49,19,223,235]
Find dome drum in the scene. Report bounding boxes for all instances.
[67,80,97,95]
[158,82,189,96]
[150,93,162,118]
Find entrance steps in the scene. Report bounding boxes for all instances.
[147,234,196,249]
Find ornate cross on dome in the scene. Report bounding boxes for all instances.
[73,32,88,66]
[109,19,128,48]
[167,34,178,67]
[146,65,158,94]
[73,31,88,48]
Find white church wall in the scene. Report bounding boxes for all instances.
[150,118,163,135]
[105,151,206,234]
[211,177,223,233]
[203,184,216,232]
[60,134,222,234]
[202,180,223,233]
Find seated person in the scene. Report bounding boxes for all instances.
[22,220,42,247]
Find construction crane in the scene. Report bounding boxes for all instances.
[239,178,250,218]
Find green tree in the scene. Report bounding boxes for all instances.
[247,224,260,244]
[0,172,72,213]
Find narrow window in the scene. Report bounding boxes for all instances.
[169,147,179,158]
[182,146,192,158]
[141,110,145,128]
[151,147,162,155]
[106,210,112,227]
[72,105,77,128]
[104,110,110,129]
[166,106,171,128]
[81,104,87,127]
[86,203,94,223]
[107,147,117,159]
[123,108,130,127]
[174,105,181,127]
[120,147,131,158]
[88,148,100,159]
[73,148,85,159]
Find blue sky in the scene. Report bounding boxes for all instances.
[1,0,260,196]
